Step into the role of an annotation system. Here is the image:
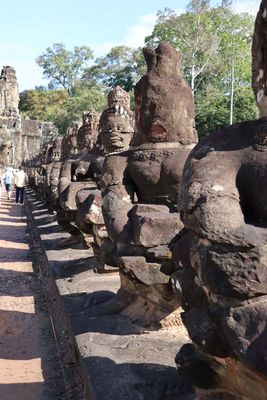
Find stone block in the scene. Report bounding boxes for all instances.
[129,207,182,247]
[119,256,170,285]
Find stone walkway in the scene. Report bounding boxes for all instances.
[26,189,196,400]
[0,194,67,399]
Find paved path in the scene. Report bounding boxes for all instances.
[0,194,65,399]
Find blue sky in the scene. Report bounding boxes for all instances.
[0,0,259,90]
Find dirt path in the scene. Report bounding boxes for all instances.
[0,194,85,399]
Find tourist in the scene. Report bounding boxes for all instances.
[2,167,14,200]
[0,174,4,204]
[14,166,28,205]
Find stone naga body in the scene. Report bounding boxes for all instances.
[100,43,197,326]
[173,3,267,398]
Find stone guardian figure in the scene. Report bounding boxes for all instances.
[98,43,197,327]
[173,2,267,398]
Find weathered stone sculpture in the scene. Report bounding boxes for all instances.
[31,144,52,198]
[173,3,267,398]
[84,86,135,263]
[58,88,134,254]
[57,112,100,246]
[59,113,100,212]
[77,111,100,154]
[61,121,81,160]
[99,43,197,326]
[43,138,62,205]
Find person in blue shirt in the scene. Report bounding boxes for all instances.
[2,167,14,200]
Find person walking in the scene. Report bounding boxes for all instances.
[2,167,14,200]
[14,166,28,205]
[0,174,4,204]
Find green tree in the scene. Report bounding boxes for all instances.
[195,85,258,137]
[85,45,145,92]
[36,43,94,95]
[53,83,107,135]
[19,88,68,121]
[145,1,255,136]
[20,84,106,135]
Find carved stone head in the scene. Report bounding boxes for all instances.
[47,138,62,162]
[99,86,134,153]
[61,121,81,159]
[133,43,197,146]
[76,111,100,153]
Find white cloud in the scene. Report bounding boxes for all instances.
[14,61,47,91]
[123,9,184,48]
[234,1,259,15]
[124,13,157,48]
[91,41,118,58]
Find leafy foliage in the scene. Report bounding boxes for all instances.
[84,45,145,92]
[145,0,256,136]
[36,43,94,95]
[20,84,106,135]
[195,85,258,137]
[20,88,68,121]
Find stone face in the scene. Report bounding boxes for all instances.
[77,111,100,154]
[100,43,197,326]
[61,121,81,160]
[99,86,134,153]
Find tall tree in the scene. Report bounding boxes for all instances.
[145,1,256,135]
[36,43,94,96]
[20,84,106,135]
[84,45,145,92]
[19,88,68,121]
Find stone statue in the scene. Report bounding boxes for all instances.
[57,112,101,246]
[58,88,134,255]
[79,86,135,265]
[98,43,197,326]
[43,138,62,206]
[173,3,267,398]
[61,121,81,160]
[77,111,100,154]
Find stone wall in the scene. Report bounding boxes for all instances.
[21,118,58,162]
[0,66,58,167]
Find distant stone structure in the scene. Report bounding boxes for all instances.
[0,66,58,167]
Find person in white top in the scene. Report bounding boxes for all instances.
[14,166,28,205]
